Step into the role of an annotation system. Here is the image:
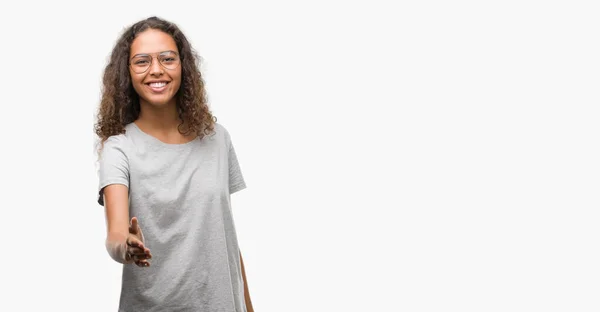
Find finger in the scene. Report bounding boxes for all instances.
[127,241,151,254]
[128,246,149,256]
[133,253,152,261]
[126,236,144,250]
[130,217,139,234]
[128,249,151,262]
[135,259,151,267]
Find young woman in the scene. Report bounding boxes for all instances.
[94,16,254,311]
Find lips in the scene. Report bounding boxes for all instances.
[145,81,170,93]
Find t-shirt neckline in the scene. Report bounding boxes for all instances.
[128,122,199,148]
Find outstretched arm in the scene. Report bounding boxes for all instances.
[240,250,254,312]
[103,184,152,266]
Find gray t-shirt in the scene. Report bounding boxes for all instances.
[97,122,247,312]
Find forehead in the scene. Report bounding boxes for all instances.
[130,29,178,56]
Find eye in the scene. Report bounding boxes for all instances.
[134,59,150,65]
[160,57,177,64]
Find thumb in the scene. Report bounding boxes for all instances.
[130,217,139,234]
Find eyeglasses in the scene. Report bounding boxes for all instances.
[129,50,181,74]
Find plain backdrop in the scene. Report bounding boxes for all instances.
[0,1,599,311]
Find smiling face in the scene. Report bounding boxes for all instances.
[129,29,182,109]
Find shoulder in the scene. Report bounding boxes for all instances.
[104,133,127,146]
[101,127,134,156]
[213,122,231,143]
[213,122,227,135]
[109,123,138,144]
[104,134,129,148]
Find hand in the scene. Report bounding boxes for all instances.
[126,217,152,267]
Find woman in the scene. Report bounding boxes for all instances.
[94,16,254,312]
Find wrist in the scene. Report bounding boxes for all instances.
[106,233,134,264]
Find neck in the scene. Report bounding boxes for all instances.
[136,99,181,132]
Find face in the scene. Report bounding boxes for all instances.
[129,29,182,109]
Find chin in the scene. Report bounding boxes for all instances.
[143,95,176,107]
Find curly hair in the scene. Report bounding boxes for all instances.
[95,16,215,147]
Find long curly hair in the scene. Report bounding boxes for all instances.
[95,16,215,147]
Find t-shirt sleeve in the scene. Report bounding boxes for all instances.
[97,136,130,206]
[225,128,247,195]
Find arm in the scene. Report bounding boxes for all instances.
[99,137,150,266]
[240,250,254,312]
[103,184,150,265]
[103,184,134,264]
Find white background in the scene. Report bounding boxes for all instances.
[0,1,598,311]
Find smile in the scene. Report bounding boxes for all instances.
[145,81,170,92]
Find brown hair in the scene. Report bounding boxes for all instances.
[94,16,215,146]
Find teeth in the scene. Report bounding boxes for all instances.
[149,82,167,88]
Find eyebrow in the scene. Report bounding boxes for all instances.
[131,50,178,58]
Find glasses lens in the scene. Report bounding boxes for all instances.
[159,52,180,69]
[131,56,151,73]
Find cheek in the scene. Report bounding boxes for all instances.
[129,72,144,88]
[171,72,182,92]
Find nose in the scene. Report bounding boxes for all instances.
[148,56,164,76]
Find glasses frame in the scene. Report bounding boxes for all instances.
[128,50,181,74]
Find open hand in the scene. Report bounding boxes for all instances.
[126,217,152,267]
